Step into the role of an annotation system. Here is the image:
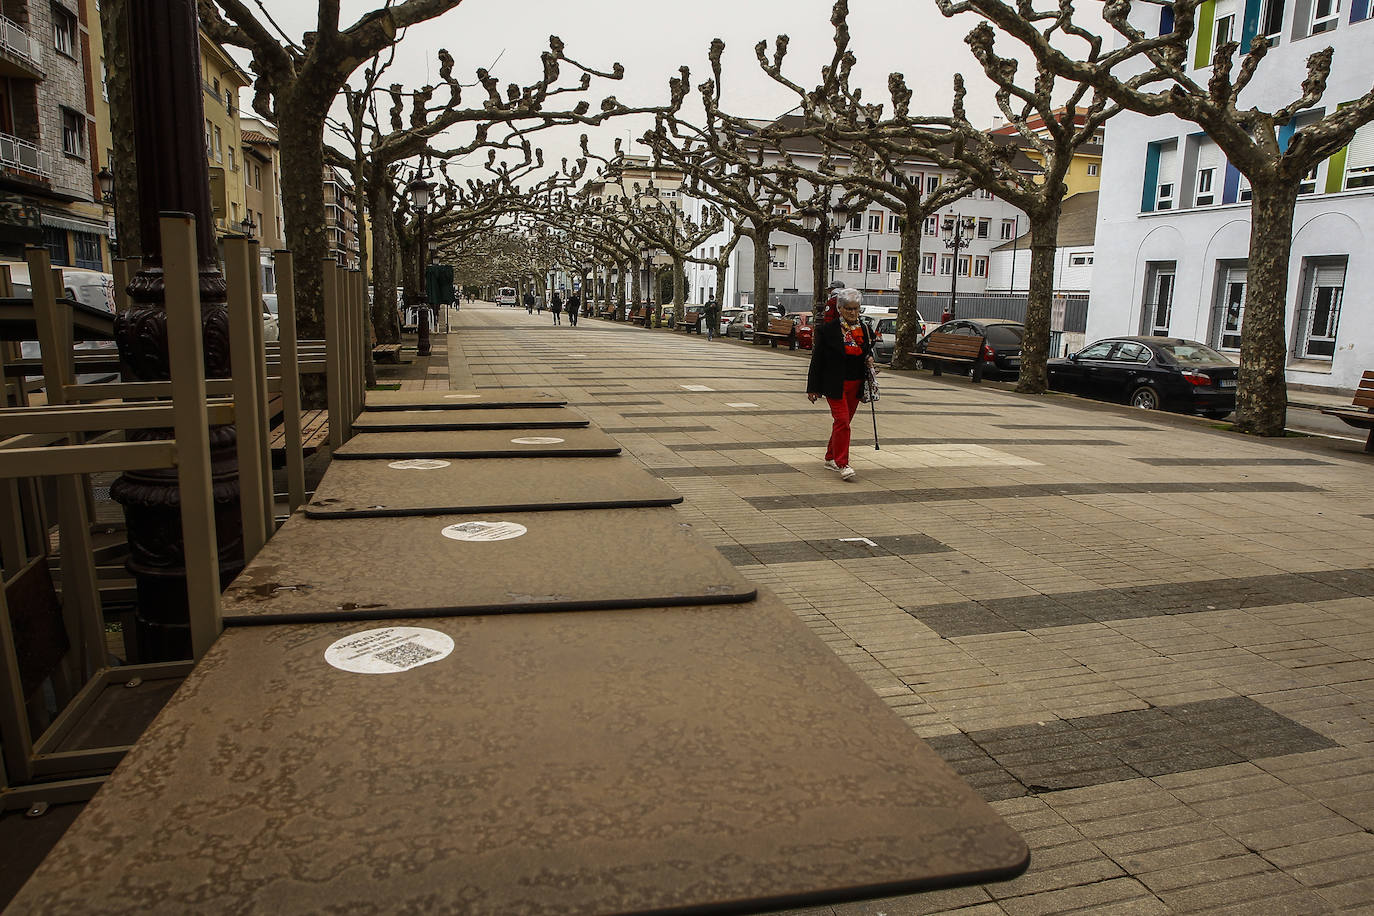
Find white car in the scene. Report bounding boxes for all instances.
[2,261,115,313]
[496,286,518,306]
[261,293,281,343]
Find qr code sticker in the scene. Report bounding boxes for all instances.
[373,641,442,669]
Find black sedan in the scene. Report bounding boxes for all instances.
[912,319,1025,380]
[1047,337,1238,417]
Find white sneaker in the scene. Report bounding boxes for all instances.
[824,459,841,472]
[840,466,856,481]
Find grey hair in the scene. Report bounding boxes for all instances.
[835,288,863,308]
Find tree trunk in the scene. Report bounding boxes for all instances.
[672,256,685,320]
[1234,180,1298,437]
[1015,210,1059,395]
[367,168,400,345]
[276,105,329,339]
[809,226,828,322]
[750,225,771,326]
[891,218,925,370]
[629,255,642,322]
[714,260,727,313]
[347,144,376,388]
[99,0,140,258]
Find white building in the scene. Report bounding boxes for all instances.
[1090,0,1373,392]
[682,120,1033,310]
[987,191,1098,295]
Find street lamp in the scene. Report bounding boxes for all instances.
[407,164,434,356]
[239,213,256,238]
[97,165,115,202]
[942,213,976,321]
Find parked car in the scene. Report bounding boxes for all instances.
[495,286,517,306]
[2,262,115,313]
[261,293,281,343]
[706,307,743,336]
[912,318,1025,380]
[786,312,815,349]
[725,310,755,340]
[870,311,928,364]
[1047,336,1238,417]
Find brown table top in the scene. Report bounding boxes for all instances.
[8,597,1027,915]
[365,388,567,410]
[351,407,588,432]
[335,427,623,460]
[221,508,755,624]
[306,457,682,518]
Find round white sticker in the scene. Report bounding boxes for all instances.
[441,520,528,542]
[444,394,480,399]
[387,459,451,470]
[324,627,454,675]
[510,436,565,445]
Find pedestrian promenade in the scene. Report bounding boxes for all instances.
[455,303,1374,915]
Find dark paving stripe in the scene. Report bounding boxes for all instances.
[601,426,716,434]
[1133,457,1332,466]
[620,409,991,418]
[673,438,1124,451]
[747,480,1320,511]
[718,533,951,566]
[580,399,663,406]
[905,566,1374,638]
[927,697,1338,800]
[650,464,799,478]
[995,424,1162,431]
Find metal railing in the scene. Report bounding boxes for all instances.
[755,290,1090,333]
[0,13,40,67]
[0,131,52,180]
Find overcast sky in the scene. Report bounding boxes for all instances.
[236,0,1091,183]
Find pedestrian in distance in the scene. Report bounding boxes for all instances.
[704,296,721,341]
[524,290,535,314]
[566,291,580,326]
[806,288,874,482]
[551,291,563,325]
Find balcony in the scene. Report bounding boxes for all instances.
[0,13,42,77]
[0,130,52,181]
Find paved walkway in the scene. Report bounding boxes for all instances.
[444,304,1374,915]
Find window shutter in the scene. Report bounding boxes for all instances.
[1195,0,1218,66]
[1157,144,1178,188]
[1353,0,1371,20]
[1313,262,1346,288]
[1142,143,1162,211]
[1197,141,1222,174]
[1222,163,1242,203]
[1240,0,1264,47]
[1344,122,1374,174]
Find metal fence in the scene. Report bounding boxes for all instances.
[755,291,1089,333]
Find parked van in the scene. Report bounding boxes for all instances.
[2,262,116,313]
[496,287,517,306]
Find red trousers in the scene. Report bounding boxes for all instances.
[825,379,863,467]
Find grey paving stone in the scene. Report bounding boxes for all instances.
[748,481,1322,511]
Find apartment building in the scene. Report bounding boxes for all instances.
[323,164,360,269]
[199,32,249,243]
[580,155,685,300]
[0,0,106,269]
[684,120,1033,310]
[240,116,283,291]
[1090,0,1373,392]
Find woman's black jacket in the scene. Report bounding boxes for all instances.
[806,319,872,400]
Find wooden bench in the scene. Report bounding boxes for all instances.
[914,333,987,381]
[1321,370,1374,452]
[754,316,797,349]
[371,343,403,364]
[674,309,702,333]
[269,408,330,466]
[628,307,648,326]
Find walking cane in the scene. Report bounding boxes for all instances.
[870,396,880,451]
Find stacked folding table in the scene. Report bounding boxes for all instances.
[7,388,1028,915]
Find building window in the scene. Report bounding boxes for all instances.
[73,231,102,270]
[1310,0,1340,33]
[1214,12,1235,47]
[1142,262,1176,336]
[939,255,953,275]
[866,251,880,273]
[847,250,861,272]
[887,214,903,234]
[1157,181,1175,210]
[61,109,85,158]
[847,213,862,231]
[1196,167,1216,205]
[828,251,841,272]
[42,227,69,266]
[1087,163,1099,176]
[101,58,108,102]
[205,119,212,156]
[770,244,788,269]
[976,217,991,239]
[1069,253,1094,266]
[1299,165,1318,194]
[957,255,971,277]
[1261,0,1287,37]
[1296,257,1345,359]
[53,4,77,57]
[228,146,235,171]
[923,216,938,236]
[1000,219,1016,240]
[867,212,882,233]
[926,175,940,194]
[886,253,900,273]
[213,125,223,162]
[979,189,994,200]
[1144,138,1178,211]
[921,253,936,274]
[1213,265,1247,350]
[973,257,988,278]
[254,164,262,188]
[1342,122,1374,189]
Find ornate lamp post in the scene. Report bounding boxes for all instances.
[942,213,975,321]
[110,0,242,661]
[407,166,433,356]
[239,213,257,238]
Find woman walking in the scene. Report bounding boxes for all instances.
[550,291,564,325]
[806,288,873,482]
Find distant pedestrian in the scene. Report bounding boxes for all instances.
[806,288,873,483]
[551,291,563,325]
[537,295,545,315]
[566,292,580,326]
[704,296,721,340]
[524,290,535,314]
